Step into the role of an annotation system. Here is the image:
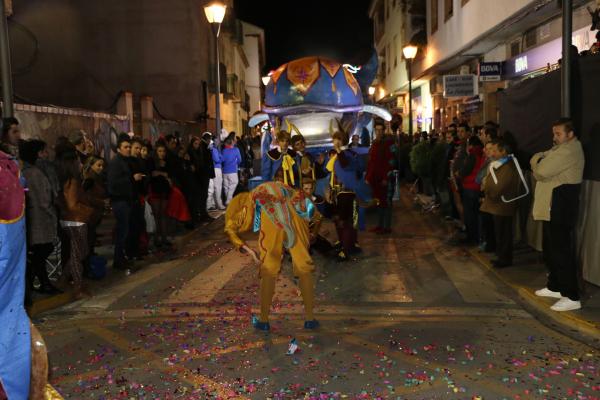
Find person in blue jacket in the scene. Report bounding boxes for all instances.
[221,133,242,204]
[261,130,299,187]
[207,133,225,210]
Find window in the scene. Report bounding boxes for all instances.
[394,35,398,68]
[510,40,521,58]
[525,29,537,48]
[444,0,453,21]
[381,47,387,80]
[387,44,391,74]
[431,0,438,34]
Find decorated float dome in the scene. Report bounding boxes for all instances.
[264,57,363,113]
[250,55,390,148]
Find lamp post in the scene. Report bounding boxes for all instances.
[402,45,418,137]
[0,0,14,117]
[204,1,227,144]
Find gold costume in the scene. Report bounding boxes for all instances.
[224,182,315,324]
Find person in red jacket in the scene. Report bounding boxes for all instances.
[366,121,397,234]
[459,136,485,245]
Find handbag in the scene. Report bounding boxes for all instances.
[144,200,156,233]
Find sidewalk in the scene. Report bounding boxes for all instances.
[468,244,600,343]
[29,210,225,317]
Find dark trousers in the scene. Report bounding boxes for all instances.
[480,211,496,250]
[112,200,131,266]
[463,189,480,243]
[377,206,392,230]
[335,220,357,253]
[26,242,54,303]
[493,215,513,264]
[127,200,144,258]
[198,177,210,218]
[184,181,200,224]
[543,221,579,301]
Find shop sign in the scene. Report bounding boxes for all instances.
[505,24,593,78]
[443,74,478,98]
[478,62,503,81]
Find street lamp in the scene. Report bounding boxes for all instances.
[261,76,271,86]
[368,86,376,96]
[204,1,227,144]
[403,44,418,137]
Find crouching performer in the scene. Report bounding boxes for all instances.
[224,179,319,331]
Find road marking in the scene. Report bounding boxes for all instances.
[60,258,188,311]
[167,247,251,304]
[436,254,515,304]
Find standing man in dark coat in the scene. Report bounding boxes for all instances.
[107,136,144,270]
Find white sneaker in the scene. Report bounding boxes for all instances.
[550,297,582,312]
[534,287,562,299]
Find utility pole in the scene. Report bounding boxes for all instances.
[561,0,572,118]
[0,0,14,117]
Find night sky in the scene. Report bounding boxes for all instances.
[233,0,374,72]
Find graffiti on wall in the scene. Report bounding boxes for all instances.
[15,105,130,160]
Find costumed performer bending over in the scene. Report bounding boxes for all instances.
[224,173,318,332]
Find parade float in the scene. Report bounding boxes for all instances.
[249,54,391,149]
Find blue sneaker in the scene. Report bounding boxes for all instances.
[304,319,320,330]
[252,315,270,331]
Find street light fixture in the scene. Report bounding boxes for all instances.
[368,86,376,96]
[261,76,271,86]
[204,1,227,144]
[403,44,418,137]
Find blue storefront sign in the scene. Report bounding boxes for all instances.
[478,62,504,81]
[505,24,593,79]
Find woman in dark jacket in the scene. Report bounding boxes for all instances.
[185,137,203,226]
[82,156,107,264]
[148,143,172,248]
[20,140,62,299]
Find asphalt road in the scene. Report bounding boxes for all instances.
[38,194,600,399]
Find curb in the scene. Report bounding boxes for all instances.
[469,249,600,344]
[30,291,75,317]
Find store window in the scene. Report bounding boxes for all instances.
[431,0,438,34]
[444,0,453,21]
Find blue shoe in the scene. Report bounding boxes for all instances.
[252,315,270,331]
[304,319,320,330]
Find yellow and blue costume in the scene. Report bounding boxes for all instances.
[224,181,317,330]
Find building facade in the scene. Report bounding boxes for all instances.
[9,0,264,139]
[371,0,598,132]
[242,22,266,117]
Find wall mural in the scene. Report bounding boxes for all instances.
[15,106,130,160]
